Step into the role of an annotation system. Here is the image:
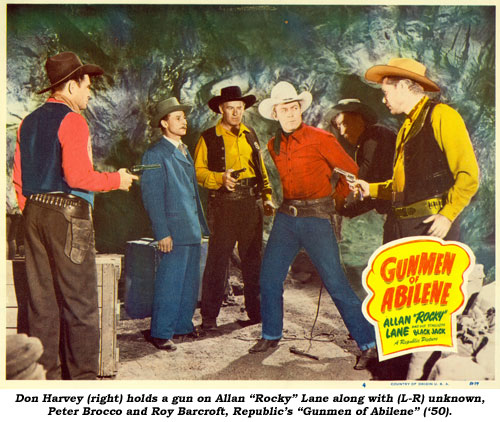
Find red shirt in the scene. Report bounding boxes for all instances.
[13,98,121,211]
[267,123,358,200]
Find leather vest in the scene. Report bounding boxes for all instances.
[202,125,264,191]
[402,101,454,206]
[19,102,73,197]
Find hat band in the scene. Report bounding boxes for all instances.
[49,65,85,89]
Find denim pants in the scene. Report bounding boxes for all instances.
[151,244,201,339]
[260,212,376,351]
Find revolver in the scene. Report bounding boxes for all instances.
[333,167,357,184]
[128,164,161,174]
[230,168,247,180]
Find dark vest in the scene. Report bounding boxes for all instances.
[19,102,73,197]
[202,125,264,192]
[402,101,454,206]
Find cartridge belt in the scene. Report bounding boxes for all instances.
[237,177,257,187]
[211,178,259,200]
[392,197,443,219]
[279,196,335,218]
[28,193,91,220]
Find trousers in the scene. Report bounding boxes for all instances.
[201,193,262,322]
[383,212,460,243]
[23,199,99,380]
[259,212,376,350]
[151,244,201,339]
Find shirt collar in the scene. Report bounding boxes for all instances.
[163,135,183,148]
[282,123,305,143]
[47,96,78,113]
[407,96,429,123]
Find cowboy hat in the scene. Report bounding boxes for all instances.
[324,98,377,126]
[37,51,104,94]
[208,85,256,113]
[258,81,312,120]
[152,97,192,128]
[365,58,440,92]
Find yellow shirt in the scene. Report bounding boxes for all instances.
[194,120,272,202]
[369,96,479,221]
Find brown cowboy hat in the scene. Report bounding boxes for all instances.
[365,58,440,92]
[37,51,104,94]
[151,97,192,128]
[324,98,377,127]
[208,85,256,113]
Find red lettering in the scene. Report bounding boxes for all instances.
[440,283,452,305]
[441,253,456,275]
[418,252,436,275]
[434,254,444,274]
[406,285,414,307]
[396,259,408,281]
[407,255,419,277]
[430,280,444,304]
[381,287,395,312]
[381,257,397,282]
[394,285,408,309]
[421,283,431,304]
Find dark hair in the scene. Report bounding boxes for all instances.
[51,68,88,93]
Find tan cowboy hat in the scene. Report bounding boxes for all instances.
[365,58,440,92]
[37,51,104,94]
[258,81,313,120]
[324,98,378,126]
[208,85,256,113]
[152,97,192,128]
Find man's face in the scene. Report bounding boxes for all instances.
[162,110,187,140]
[71,74,92,111]
[273,101,302,133]
[333,112,364,146]
[220,101,245,129]
[381,79,405,115]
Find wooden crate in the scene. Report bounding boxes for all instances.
[5,254,122,378]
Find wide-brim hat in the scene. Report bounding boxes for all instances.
[365,58,440,92]
[152,97,192,128]
[258,81,313,120]
[37,51,104,94]
[324,98,378,126]
[208,85,256,113]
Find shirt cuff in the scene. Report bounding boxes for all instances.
[369,183,378,198]
[439,204,458,222]
[214,172,224,186]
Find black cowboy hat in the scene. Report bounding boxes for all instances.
[208,85,256,113]
[324,98,378,127]
[37,51,104,94]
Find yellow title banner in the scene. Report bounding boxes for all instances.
[362,237,475,360]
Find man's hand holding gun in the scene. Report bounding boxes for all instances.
[119,164,161,191]
[222,167,246,191]
[333,167,370,201]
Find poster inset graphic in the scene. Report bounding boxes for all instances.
[362,237,475,360]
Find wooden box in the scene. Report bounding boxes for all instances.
[5,254,122,378]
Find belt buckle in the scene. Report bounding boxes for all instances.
[288,205,298,217]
